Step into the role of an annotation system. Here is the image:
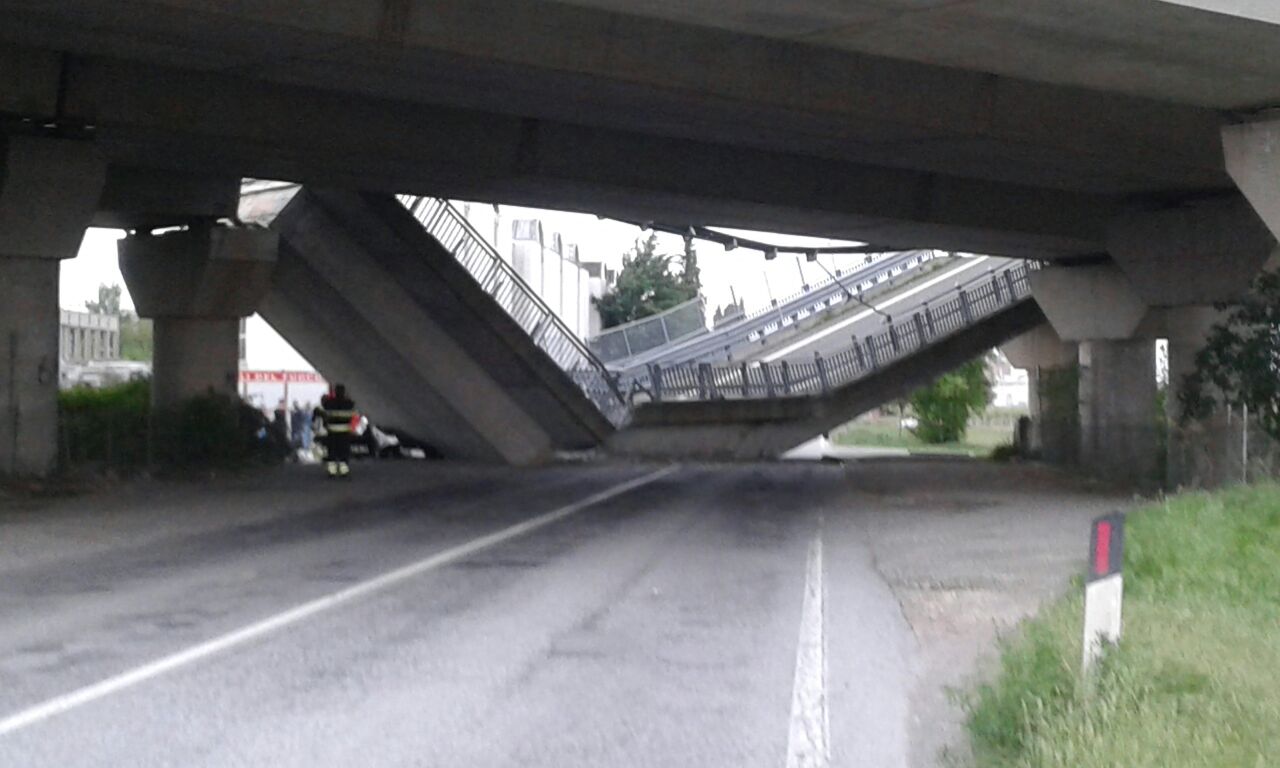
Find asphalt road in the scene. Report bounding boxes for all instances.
[753,256,1014,364]
[0,460,1122,767]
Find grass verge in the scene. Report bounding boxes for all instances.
[964,484,1280,767]
[834,419,1013,456]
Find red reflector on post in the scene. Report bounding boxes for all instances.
[1093,521,1111,577]
[1088,513,1125,581]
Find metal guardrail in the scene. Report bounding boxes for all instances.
[397,196,629,425]
[630,261,1038,403]
[739,249,936,324]
[588,295,707,363]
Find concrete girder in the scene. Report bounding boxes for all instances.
[0,135,105,260]
[43,55,1112,259]
[96,168,241,229]
[0,4,1231,198]
[119,226,277,320]
[1029,264,1148,342]
[1000,323,1076,370]
[1224,117,1280,242]
[1107,197,1276,306]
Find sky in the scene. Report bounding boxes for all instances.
[59,202,887,371]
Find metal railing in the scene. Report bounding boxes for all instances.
[630,261,1038,403]
[587,295,707,363]
[397,196,628,425]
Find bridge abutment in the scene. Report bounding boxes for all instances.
[119,226,276,412]
[0,137,106,476]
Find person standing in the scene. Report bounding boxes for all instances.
[320,384,356,478]
[290,400,306,450]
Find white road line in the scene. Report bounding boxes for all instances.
[0,466,679,737]
[786,530,830,768]
[761,256,991,362]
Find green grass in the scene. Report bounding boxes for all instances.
[834,418,1013,456]
[964,484,1280,767]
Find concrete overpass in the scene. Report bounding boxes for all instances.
[3,1,1280,482]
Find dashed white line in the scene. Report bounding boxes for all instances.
[786,530,830,768]
[0,465,679,736]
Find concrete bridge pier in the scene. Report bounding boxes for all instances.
[1031,264,1160,487]
[119,226,276,412]
[1076,338,1158,486]
[1000,324,1078,464]
[0,137,106,476]
[1146,307,1232,488]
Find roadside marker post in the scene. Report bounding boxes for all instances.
[1082,512,1126,674]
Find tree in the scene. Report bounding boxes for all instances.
[594,233,701,328]
[85,283,122,315]
[680,235,701,295]
[1180,269,1280,441]
[119,316,153,362]
[909,358,992,444]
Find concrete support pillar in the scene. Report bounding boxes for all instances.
[0,257,61,475]
[119,225,276,413]
[0,137,106,475]
[1145,306,1233,488]
[152,318,242,408]
[1001,323,1078,463]
[1027,365,1079,464]
[1078,339,1158,488]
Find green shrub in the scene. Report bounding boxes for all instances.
[58,379,151,469]
[910,358,993,444]
[59,381,279,474]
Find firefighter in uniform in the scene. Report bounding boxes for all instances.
[319,384,356,478]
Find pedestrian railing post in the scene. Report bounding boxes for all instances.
[853,336,867,371]
[815,351,830,393]
[959,289,973,323]
[649,363,663,402]
[923,303,936,337]
[1004,269,1017,300]
[762,363,776,397]
[740,362,751,398]
[781,360,792,394]
[913,312,928,345]
[865,339,879,370]
[888,323,900,354]
[991,274,1004,303]
[698,363,711,399]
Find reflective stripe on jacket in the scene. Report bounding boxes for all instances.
[321,396,356,433]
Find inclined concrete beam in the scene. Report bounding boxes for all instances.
[119,226,276,410]
[0,136,106,476]
[1030,264,1149,342]
[1107,197,1276,306]
[1224,116,1280,241]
